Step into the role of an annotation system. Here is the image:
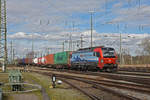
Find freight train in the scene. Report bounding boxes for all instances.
[18,46,118,72]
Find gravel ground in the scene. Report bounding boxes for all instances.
[109,87,150,100]
[12,94,39,100]
[41,88,50,100]
[66,77,150,100]
[67,79,130,100]
[25,77,50,100]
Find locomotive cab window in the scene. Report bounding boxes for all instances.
[96,52,100,57]
[102,48,115,58]
[93,52,100,57]
[93,52,96,56]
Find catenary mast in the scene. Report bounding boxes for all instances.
[0,0,7,72]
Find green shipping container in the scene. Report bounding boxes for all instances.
[54,51,71,65]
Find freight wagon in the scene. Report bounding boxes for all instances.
[44,54,54,65]
[17,58,26,65]
[25,58,33,65]
[53,51,72,69]
[33,58,38,65]
[38,54,54,67]
[37,57,42,65]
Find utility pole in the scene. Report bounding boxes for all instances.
[31,33,34,59]
[12,48,15,64]
[80,34,83,49]
[62,42,64,52]
[117,24,122,67]
[41,51,42,57]
[69,33,72,51]
[89,11,95,48]
[46,48,50,54]
[69,22,75,51]
[131,55,133,65]
[0,0,7,72]
[32,33,34,52]
[10,41,13,64]
[72,41,75,51]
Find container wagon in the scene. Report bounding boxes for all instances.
[54,51,72,69]
[44,54,54,67]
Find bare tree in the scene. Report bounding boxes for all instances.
[140,37,150,55]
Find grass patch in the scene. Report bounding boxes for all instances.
[23,72,89,100]
[22,74,43,100]
[0,73,8,83]
[3,94,15,100]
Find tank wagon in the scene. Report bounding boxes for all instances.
[19,46,118,72]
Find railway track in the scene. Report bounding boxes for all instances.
[34,67,150,85]
[55,74,150,94]
[117,71,150,77]
[119,67,150,73]
[29,69,150,100]
[60,78,101,100]
[38,69,150,93]
[10,66,150,77]
[35,71,141,100]
[57,76,146,100]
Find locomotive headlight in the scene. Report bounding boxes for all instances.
[101,59,104,63]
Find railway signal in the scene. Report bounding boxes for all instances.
[52,74,56,88]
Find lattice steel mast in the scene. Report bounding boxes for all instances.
[0,0,7,72]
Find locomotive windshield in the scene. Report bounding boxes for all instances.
[102,48,115,58]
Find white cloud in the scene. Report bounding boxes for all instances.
[7,0,109,34]
[8,30,150,56]
[113,2,123,8]
[110,4,150,25]
[8,32,42,40]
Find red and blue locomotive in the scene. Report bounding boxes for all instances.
[71,46,118,72]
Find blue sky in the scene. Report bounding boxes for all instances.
[6,0,150,57]
[7,0,150,34]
